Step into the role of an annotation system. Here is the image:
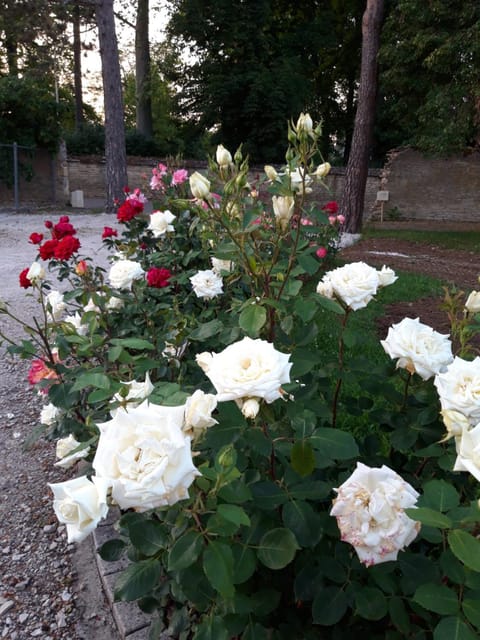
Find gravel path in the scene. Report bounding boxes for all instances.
[0,211,119,639]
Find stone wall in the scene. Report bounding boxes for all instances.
[376,148,480,222]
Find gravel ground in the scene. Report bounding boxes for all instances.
[0,210,119,639]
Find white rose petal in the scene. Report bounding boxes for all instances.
[330,462,420,566]
[381,317,453,380]
[321,261,396,311]
[190,269,223,299]
[46,290,66,321]
[64,312,88,336]
[378,265,398,287]
[40,403,61,427]
[196,336,292,404]
[184,390,218,437]
[55,434,90,470]
[108,259,145,290]
[93,400,200,512]
[434,356,480,427]
[465,291,480,314]
[26,261,45,284]
[272,195,295,231]
[49,475,110,543]
[147,210,176,238]
[211,257,234,274]
[112,372,154,414]
[453,423,480,481]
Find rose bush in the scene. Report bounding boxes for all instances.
[3,114,480,639]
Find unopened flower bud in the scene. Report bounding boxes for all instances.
[465,291,480,313]
[240,398,260,419]
[296,112,313,136]
[216,144,232,168]
[315,162,331,178]
[189,172,211,200]
[75,260,88,276]
[264,165,278,181]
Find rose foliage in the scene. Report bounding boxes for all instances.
[3,115,480,639]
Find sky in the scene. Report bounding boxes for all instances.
[80,3,170,113]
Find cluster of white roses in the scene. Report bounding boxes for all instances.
[48,337,292,543]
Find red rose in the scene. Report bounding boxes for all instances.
[146,267,172,288]
[316,246,328,259]
[102,226,118,239]
[39,239,59,260]
[44,220,53,229]
[54,235,81,260]
[59,215,70,223]
[322,201,339,215]
[117,199,143,223]
[53,221,76,239]
[19,268,32,288]
[29,232,44,245]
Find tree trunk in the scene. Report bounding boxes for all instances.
[95,0,128,213]
[341,0,384,233]
[135,0,153,138]
[73,1,84,130]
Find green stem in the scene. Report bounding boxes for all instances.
[332,308,350,428]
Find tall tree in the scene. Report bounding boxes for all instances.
[135,0,153,138]
[341,0,384,233]
[95,0,128,212]
[376,0,480,156]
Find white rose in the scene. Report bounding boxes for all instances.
[196,336,292,403]
[184,390,218,437]
[381,317,453,380]
[211,257,234,274]
[322,261,395,310]
[378,265,398,287]
[46,290,66,321]
[440,409,471,442]
[83,297,100,313]
[106,295,124,311]
[26,261,45,284]
[49,475,110,543]
[112,372,154,412]
[216,144,232,168]
[190,269,223,299]
[147,210,176,237]
[264,165,279,182]
[93,400,200,511]
[272,195,295,231]
[189,171,211,200]
[434,357,480,426]
[296,112,313,136]
[40,402,61,427]
[287,168,312,194]
[465,291,480,313]
[236,397,260,419]
[64,312,88,336]
[330,462,420,566]
[315,162,331,178]
[316,277,334,299]
[453,422,480,481]
[108,259,145,290]
[55,434,91,469]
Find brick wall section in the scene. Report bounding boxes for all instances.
[377,148,480,222]
[67,156,381,214]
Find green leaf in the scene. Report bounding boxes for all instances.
[288,480,331,500]
[251,481,287,509]
[463,592,480,629]
[294,297,318,322]
[434,616,478,640]
[310,428,359,459]
[239,304,267,337]
[312,586,347,625]
[405,507,452,529]
[413,583,459,614]
[421,479,460,512]
[203,541,235,598]
[168,531,204,571]
[217,480,252,504]
[241,622,269,640]
[315,295,345,315]
[97,539,127,562]
[282,500,322,548]
[355,587,388,620]
[110,338,155,350]
[71,372,111,391]
[88,388,115,403]
[232,544,256,584]
[114,559,161,601]
[389,596,411,635]
[257,528,299,569]
[189,319,224,341]
[217,504,250,527]
[290,440,315,477]
[297,253,320,276]
[128,520,167,556]
[290,348,322,377]
[448,530,480,572]
[194,616,229,640]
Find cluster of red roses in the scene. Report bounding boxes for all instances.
[116,188,146,223]
[31,215,81,261]
[146,267,172,288]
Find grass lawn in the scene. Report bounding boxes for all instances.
[363,227,480,253]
